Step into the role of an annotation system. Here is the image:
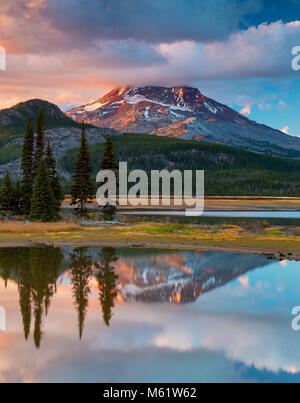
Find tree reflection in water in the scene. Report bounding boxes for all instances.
[96,247,119,327]
[70,248,93,340]
[0,246,120,347]
[0,247,63,348]
[0,246,271,351]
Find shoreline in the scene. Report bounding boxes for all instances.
[62,196,300,212]
[0,220,298,260]
[0,239,298,261]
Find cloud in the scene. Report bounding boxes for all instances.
[281,126,290,134]
[238,276,250,288]
[42,0,262,45]
[0,0,263,57]
[277,100,290,111]
[156,20,300,82]
[280,126,300,137]
[240,106,251,115]
[0,0,300,127]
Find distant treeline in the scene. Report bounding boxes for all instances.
[59,133,300,196]
[1,131,300,196]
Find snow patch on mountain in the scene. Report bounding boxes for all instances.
[124,92,193,112]
[65,85,300,156]
[204,101,218,114]
[85,101,109,112]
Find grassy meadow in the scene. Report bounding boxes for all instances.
[0,220,298,259]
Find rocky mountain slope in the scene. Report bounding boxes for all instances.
[66,86,300,158]
[0,99,116,179]
[1,97,300,196]
[0,127,106,180]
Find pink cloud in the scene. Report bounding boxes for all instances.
[240,106,251,115]
[238,276,249,288]
[281,126,290,134]
[0,10,300,113]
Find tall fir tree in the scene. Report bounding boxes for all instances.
[21,116,34,214]
[34,108,45,174]
[70,122,94,217]
[46,141,63,213]
[0,170,14,211]
[30,160,57,222]
[12,179,21,215]
[99,136,118,211]
[100,136,118,171]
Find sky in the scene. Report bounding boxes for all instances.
[0,0,300,135]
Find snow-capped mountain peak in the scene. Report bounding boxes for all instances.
[66,85,300,154]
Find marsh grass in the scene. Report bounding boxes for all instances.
[0,222,80,233]
[134,224,198,234]
[0,221,298,254]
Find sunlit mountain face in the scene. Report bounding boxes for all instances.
[66,86,300,155]
[1,1,300,139]
[1,246,300,383]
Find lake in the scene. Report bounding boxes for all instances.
[0,246,299,383]
[120,210,300,218]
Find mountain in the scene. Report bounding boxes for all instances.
[1,97,300,196]
[0,99,80,135]
[0,127,107,180]
[0,98,118,136]
[0,99,116,180]
[66,86,300,158]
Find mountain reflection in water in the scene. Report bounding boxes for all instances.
[0,247,269,349]
[1,247,300,382]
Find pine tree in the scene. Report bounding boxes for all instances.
[99,136,118,211]
[21,116,34,214]
[30,160,57,222]
[12,179,21,214]
[70,122,94,217]
[100,136,118,171]
[34,109,45,173]
[0,170,14,211]
[46,141,63,213]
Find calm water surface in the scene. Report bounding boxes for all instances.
[0,247,300,383]
[120,210,300,218]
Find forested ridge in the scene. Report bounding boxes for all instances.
[59,133,300,196]
[1,127,300,196]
